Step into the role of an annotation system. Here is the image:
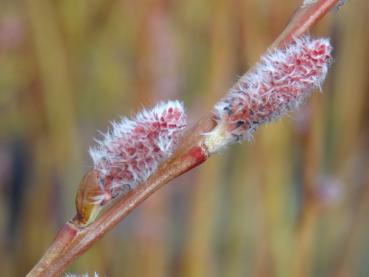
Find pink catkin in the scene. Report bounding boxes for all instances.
[205,36,332,153]
[89,100,186,204]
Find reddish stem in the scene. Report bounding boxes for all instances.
[27,1,341,276]
[273,0,340,48]
[27,142,208,277]
[28,222,79,276]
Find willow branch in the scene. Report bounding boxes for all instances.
[27,1,341,276]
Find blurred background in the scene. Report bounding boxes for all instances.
[1,0,369,276]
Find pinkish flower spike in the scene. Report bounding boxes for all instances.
[204,36,332,153]
[303,0,318,6]
[65,273,100,277]
[89,100,186,205]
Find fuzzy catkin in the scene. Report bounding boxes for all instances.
[204,36,332,153]
[64,272,99,277]
[303,0,318,5]
[303,0,346,9]
[89,100,186,204]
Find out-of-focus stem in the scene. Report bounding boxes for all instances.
[27,0,341,276]
[292,98,322,277]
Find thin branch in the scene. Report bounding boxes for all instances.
[27,1,341,276]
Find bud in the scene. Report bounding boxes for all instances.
[204,36,332,153]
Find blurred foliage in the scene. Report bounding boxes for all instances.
[1,0,369,276]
